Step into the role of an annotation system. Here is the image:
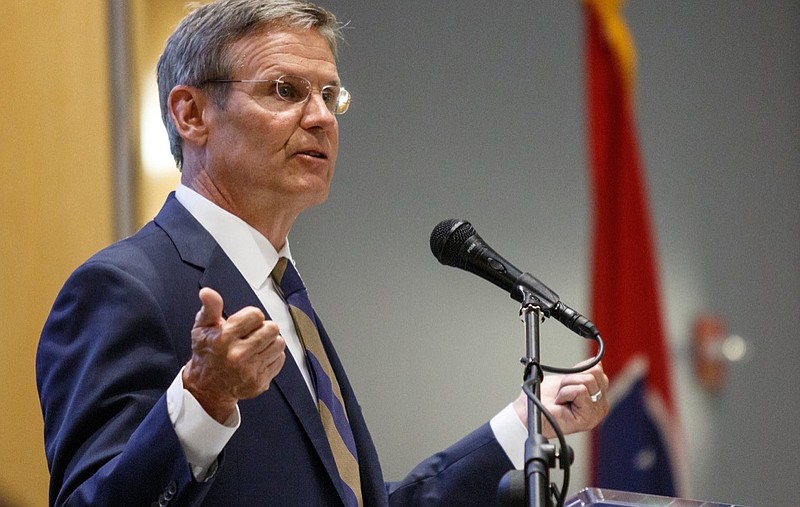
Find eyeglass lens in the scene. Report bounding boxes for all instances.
[274,76,348,114]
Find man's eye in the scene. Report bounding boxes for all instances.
[276,82,301,101]
[321,87,339,105]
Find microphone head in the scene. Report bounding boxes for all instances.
[430,219,475,265]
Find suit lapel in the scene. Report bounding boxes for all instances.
[155,193,347,501]
[317,318,385,504]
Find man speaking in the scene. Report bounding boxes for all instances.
[36,1,608,505]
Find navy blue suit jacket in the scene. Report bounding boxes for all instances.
[36,194,513,506]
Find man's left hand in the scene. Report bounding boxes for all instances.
[512,361,609,438]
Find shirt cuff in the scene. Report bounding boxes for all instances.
[489,402,528,470]
[166,369,240,481]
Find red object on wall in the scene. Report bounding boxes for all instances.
[692,315,728,392]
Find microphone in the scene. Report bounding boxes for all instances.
[430,218,599,339]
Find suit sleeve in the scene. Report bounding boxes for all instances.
[36,260,215,506]
[386,423,514,506]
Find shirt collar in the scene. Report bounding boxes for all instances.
[175,184,291,290]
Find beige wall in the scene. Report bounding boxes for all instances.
[131,0,184,224]
[0,2,190,504]
[0,2,112,505]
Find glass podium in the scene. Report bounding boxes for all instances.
[565,488,752,507]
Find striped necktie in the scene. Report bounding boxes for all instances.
[271,257,363,507]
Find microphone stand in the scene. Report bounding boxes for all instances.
[521,294,551,507]
[498,289,569,507]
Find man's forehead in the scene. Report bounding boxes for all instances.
[231,24,334,58]
[228,26,337,77]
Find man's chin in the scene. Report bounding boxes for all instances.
[292,184,331,212]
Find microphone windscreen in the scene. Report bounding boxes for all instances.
[430,219,473,265]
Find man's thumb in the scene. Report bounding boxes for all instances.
[195,287,224,327]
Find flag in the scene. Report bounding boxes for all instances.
[584,0,687,496]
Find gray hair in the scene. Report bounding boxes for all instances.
[156,0,342,168]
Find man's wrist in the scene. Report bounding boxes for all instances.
[490,403,528,470]
[181,362,238,424]
[167,368,240,480]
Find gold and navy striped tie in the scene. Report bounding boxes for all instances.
[271,257,363,507]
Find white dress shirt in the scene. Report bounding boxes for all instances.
[166,185,527,480]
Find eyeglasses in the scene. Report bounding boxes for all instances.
[205,75,351,115]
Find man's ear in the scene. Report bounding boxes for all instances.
[168,85,210,147]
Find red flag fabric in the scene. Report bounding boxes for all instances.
[585,0,687,496]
